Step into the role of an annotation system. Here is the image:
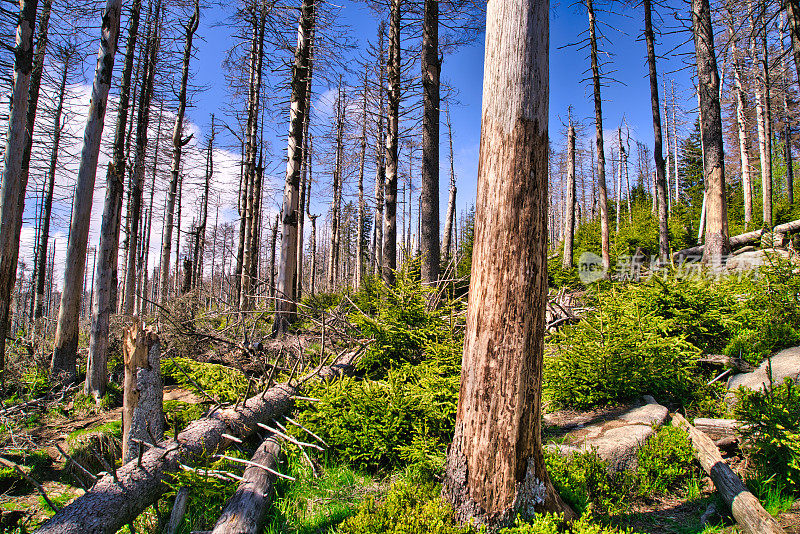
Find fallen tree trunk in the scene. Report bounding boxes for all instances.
[697,355,754,373]
[692,417,745,441]
[672,413,784,534]
[211,435,281,534]
[675,218,800,260]
[35,351,358,534]
[165,486,189,534]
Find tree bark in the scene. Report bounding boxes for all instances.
[51,0,123,383]
[159,0,199,307]
[788,0,800,93]
[327,83,345,292]
[693,0,730,265]
[644,0,670,261]
[443,2,571,528]
[274,0,315,335]
[356,66,368,289]
[442,105,457,263]
[752,8,773,227]
[420,0,440,284]
[727,11,753,227]
[563,111,576,269]
[587,0,611,274]
[383,0,401,285]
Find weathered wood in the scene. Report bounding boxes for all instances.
[420,0,440,284]
[672,413,784,534]
[692,418,744,441]
[382,0,401,285]
[121,323,164,464]
[674,218,800,259]
[562,111,576,270]
[443,2,572,528]
[697,355,754,373]
[35,353,358,534]
[165,486,189,534]
[211,436,281,534]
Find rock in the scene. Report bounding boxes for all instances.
[727,346,800,394]
[545,397,669,472]
[726,249,791,272]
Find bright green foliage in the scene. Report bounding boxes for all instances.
[735,378,800,492]
[501,513,638,534]
[546,285,702,409]
[161,357,248,404]
[635,426,698,496]
[544,451,633,516]
[163,400,205,436]
[65,420,122,475]
[337,479,472,534]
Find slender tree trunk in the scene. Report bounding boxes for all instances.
[587,0,610,274]
[563,111,576,269]
[787,0,800,90]
[693,0,730,265]
[295,66,313,300]
[442,105,457,263]
[383,0,401,285]
[138,104,162,316]
[159,1,198,308]
[356,67,368,288]
[443,2,572,527]
[752,8,773,226]
[781,18,795,205]
[327,83,345,292]
[309,215,318,295]
[51,0,124,383]
[274,0,315,334]
[195,117,214,291]
[644,0,670,261]
[123,7,159,316]
[269,214,278,299]
[420,0,440,283]
[727,11,753,227]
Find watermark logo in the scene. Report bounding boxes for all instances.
[578,252,606,284]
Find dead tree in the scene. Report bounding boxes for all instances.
[587,0,610,274]
[752,6,773,226]
[193,115,215,291]
[727,8,753,227]
[563,110,577,269]
[51,0,124,383]
[442,105,457,264]
[327,82,345,291]
[274,0,315,335]
[356,66,368,288]
[383,0,401,285]
[420,0,440,284]
[159,0,199,307]
[0,0,38,387]
[87,0,143,400]
[692,0,730,264]
[644,0,670,260]
[788,0,800,86]
[443,1,573,527]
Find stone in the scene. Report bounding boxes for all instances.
[726,249,791,272]
[727,346,800,394]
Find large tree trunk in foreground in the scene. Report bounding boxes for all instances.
[274,0,315,335]
[673,414,784,534]
[382,0,401,285]
[121,323,163,464]
[692,0,730,265]
[160,1,199,307]
[0,0,38,387]
[87,0,142,400]
[51,0,123,383]
[420,0,440,284]
[211,435,281,534]
[36,352,359,534]
[644,0,669,262]
[443,1,571,528]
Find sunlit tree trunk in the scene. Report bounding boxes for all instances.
[383,0,401,285]
[420,0,440,284]
[563,111,576,269]
[727,10,753,227]
[442,105,457,263]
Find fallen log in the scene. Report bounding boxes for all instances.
[674,218,800,261]
[692,418,745,441]
[697,355,754,373]
[211,435,281,534]
[165,486,189,534]
[672,413,784,534]
[35,351,358,534]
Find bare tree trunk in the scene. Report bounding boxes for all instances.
[356,67,368,288]
[788,0,800,90]
[443,3,572,527]
[269,214,278,299]
[0,0,38,387]
[159,1,198,308]
[309,214,318,295]
[274,0,315,334]
[420,0,440,284]
[644,0,670,261]
[693,0,730,265]
[123,7,160,316]
[727,10,753,227]
[781,18,795,205]
[138,104,163,316]
[383,0,401,285]
[442,105,457,263]
[51,0,124,383]
[195,116,214,291]
[295,69,313,300]
[563,111,576,269]
[752,7,773,226]
[587,0,610,274]
[327,82,345,292]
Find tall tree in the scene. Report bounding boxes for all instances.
[327,82,345,291]
[159,0,200,307]
[356,65,368,288]
[752,6,773,226]
[0,0,38,387]
[643,0,670,260]
[420,0,440,284]
[442,104,457,264]
[587,0,610,274]
[563,110,577,269]
[443,1,571,527]
[692,0,730,264]
[87,0,143,399]
[274,0,315,335]
[383,0,401,285]
[51,0,124,383]
[786,0,800,87]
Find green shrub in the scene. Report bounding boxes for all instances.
[735,377,800,492]
[337,479,472,534]
[163,400,205,436]
[546,286,702,409]
[65,420,122,475]
[544,451,632,516]
[161,357,247,404]
[635,426,698,496]
[501,513,638,534]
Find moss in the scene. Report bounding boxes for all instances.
[65,420,122,475]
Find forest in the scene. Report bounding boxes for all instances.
[0,0,800,532]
